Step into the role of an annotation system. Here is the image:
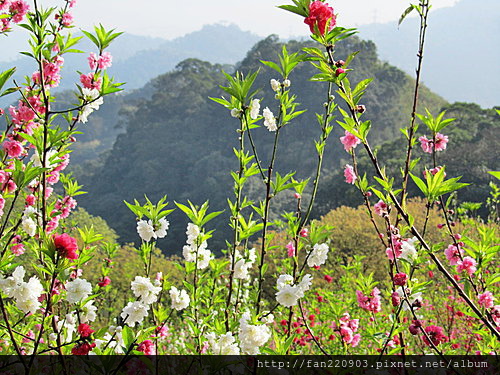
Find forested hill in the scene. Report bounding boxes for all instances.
[76,35,465,254]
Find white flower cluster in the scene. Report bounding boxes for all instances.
[238,312,271,355]
[131,276,162,304]
[136,217,169,242]
[0,266,44,314]
[263,107,277,131]
[270,78,291,91]
[121,301,149,327]
[66,278,92,304]
[79,88,104,123]
[307,243,329,267]
[249,99,260,120]
[275,273,313,308]
[232,248,257,280]
[21,206,37,237]
[182,223,213,270]
[120,276,161,327]
[205,332,240,355]
[169,286,190,311]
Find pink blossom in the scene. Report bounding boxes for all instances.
[356,288,381,313]
[444,244,463,266]
[80,73,102,90]
[137,339,155,355]
[98,52,113,70]
[155,325,169,338]
[434,133,449,151]
[422,325,447,347]
[304,1,336,36]
[324,274,333,283]
[3,179,16,193]
[393,272,408,286]
[47,171,60,185]
[340,326,353,344]
[3,140,23,158]
[11,243,25,256]
[57,12,73,27]
[9,1,29,23]
[88,52,99,70]
[456,256,477,276]
[478,291,495,309]
[391,292,400,307]
[419,133,449,153]
[424,166,446,179]
[1,18,10,32]
[286,241,295,257]
[98,276,111,288]
[351,334,361,347]
[344,164,356,184]
[0,0,10,12]
[340,130,360,152]
[299,228,308,238]
[9,102,35,125]
[419,136,433,153]
[69,0,77,8]
[373,200,388,216]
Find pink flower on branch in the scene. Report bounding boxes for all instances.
[344,164,356,184]
[340,130,360,152]
[304,1,336,36]
[419,133,449,153]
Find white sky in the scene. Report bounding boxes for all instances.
[50,0,460,40]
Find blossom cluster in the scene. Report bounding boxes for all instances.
[182,223,213,269]
[275,274,312,307]
[0,266,43,314]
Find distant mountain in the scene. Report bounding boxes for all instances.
[0,23,261,98]
[358,0,500,108]
[76,36,447,253]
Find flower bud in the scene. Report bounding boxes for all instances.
[335,68,346,76]
[355,105,366,113]
[335,60,345,67]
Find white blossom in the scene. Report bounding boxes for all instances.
[169,286,190,311]
[79,88,103,123]
[182,223,213,269]
[154,218,169,238]
[205,332,240,355]
[263,107,277,131]
[0,267,43,314]
[137,220,155,242]
[238,312,271,355]
[297,274,313,294]
[249,99,260,120]
[275,274,312,307]
[307,243,329,267]
[22,217,37,237]
[121,301,149,327]
[65,278,92,304]
[401,237,418,262]
[276,274,294,290]
[81,300,97,323]
[131,276,161,305]
[276,285,302,307]
[270,79,280,91]
[230,108,241,118]
[283,79,291,87]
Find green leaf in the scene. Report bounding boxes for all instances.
[0,67,16,93]
[399,5,415,26]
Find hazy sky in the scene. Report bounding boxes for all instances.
[60,0,460,40]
